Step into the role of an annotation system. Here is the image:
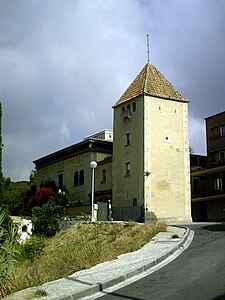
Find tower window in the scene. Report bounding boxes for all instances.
[121,106,125,116]
[127,104,131,112]
[133,198,137,207]
[125,133,131,145]
[132,102,136,112]
[125,162,131,176]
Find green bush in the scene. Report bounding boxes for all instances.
[17,236,45,262]
[31,200,64,237]
[31,191,69,237]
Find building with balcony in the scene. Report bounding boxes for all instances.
[191,111,225,222]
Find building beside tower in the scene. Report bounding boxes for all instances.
[191,111,225,222]
[34,63,192,223]
[33,132,113,208]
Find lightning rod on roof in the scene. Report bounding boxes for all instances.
[147,34,150,63]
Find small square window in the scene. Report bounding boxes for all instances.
[157,105,162,112]
[163,135,170,143]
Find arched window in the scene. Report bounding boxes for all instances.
[79,170,84,185]
[74,171,79,186]
[132,102,136,112]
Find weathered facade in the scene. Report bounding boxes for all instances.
[112,64,192,223]
[34,134,113,206]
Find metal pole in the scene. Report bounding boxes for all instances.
[147,34,150,63]
[91,168,95,222]
[90,160,97,222]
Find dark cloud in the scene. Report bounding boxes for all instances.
[0,0,225,180]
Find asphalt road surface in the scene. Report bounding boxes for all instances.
[97,223,225,300]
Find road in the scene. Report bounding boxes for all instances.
[97,223,225,300]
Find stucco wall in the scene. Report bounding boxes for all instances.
[144,96,192,222]
[112,94,192,222]
[112,96,144,207]
[36,152,112,205]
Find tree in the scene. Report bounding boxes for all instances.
[29,169,37,184]
[3,177,11,190]
[31,192,69,237]
[0,102,3,206]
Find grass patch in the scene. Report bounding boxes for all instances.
[10,222,166,293]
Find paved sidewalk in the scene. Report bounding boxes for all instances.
[6,225,193,300]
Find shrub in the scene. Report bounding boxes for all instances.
[17,236,45,262]
[31,200,64,237]
[0,209,18,298]
[27,187,56,210]
[53,191,69,207]
[31,191,70,237]
[35,188,56,206]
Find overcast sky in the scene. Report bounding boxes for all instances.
[1,0,225,181]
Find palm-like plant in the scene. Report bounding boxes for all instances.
[0,102,3,206]
[0,210,18,298]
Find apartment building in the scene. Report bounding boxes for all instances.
[191,111,225,221]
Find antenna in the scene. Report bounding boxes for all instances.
[146,34,150,63]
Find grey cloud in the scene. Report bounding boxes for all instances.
[0,0,224,180]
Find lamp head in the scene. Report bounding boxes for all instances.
[90,161,97,169]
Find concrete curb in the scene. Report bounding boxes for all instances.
[55,226,191,300]
[6,226,192,300]
[55,225,190,300]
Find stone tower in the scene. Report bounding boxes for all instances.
[112,63,192,223]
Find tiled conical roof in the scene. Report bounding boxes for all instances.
[113,63,187,107]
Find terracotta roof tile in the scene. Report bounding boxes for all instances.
[113,63,187,107]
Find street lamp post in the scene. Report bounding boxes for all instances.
[90,161,97,222]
